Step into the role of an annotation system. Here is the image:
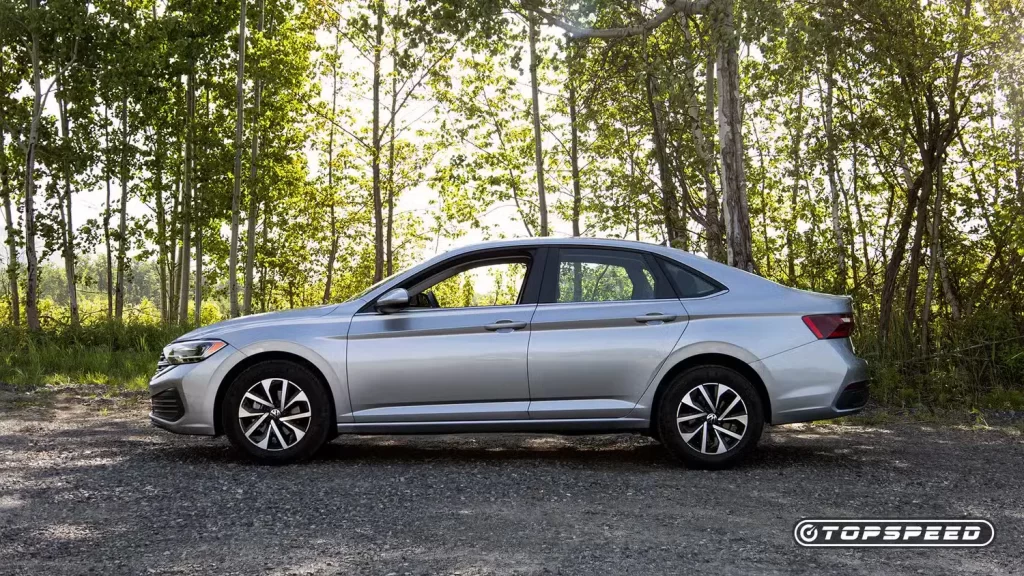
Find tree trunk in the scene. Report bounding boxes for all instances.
[177,71,195,325]
[0,124,18,325]
[822,67,847,291]
[194,223,202,327]
[103,107,113,319]
[154,139,168,324]
[115,91,130,320]
[700,54,724,261]
[645,71,685,248]
[528,16,549,236]
[903,160,934,340]
[878,168,926,342]
[229,0,247,318]
[920,156,945,351]
[243,0,264,316]
[25,0,42,331]
[713,0,754,272]
[567,39,582,238]
[371,2,384,281]
[56,87,79,326]
[322,23,339,305]
[786,89,804,284]
[681,22,723,260]
[386,49,397,276]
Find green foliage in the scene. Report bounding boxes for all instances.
[1,0,1022,412]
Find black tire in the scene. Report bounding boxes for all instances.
[657,365,764,469]
[222,360,332,465]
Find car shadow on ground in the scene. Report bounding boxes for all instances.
[137,430,879,472]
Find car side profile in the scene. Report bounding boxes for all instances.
[149,237,869,468]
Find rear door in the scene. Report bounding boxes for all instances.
[527,247,688,419]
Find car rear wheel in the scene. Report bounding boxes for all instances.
[222,360,331,464]
[657,365,764,469]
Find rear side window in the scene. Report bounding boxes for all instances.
[553,248,668,303]
[660,259,723,298]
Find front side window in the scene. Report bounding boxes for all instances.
[411,260,528,309]
[555,249,660,303]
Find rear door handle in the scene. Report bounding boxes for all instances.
[484,320,528,332]
[635,313,677,324]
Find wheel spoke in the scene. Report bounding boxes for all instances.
[681,391,703,413]
[680,427,702,443]
[676,413,705,424]
[721,414,748,426]
[244,413,269,438]
[279,380,290,411]
[699,422,708,453]
[713,428,728,454]
[280,419,306,442]
[284,390,309,411]
[279,411,311,422]
[720,395,741,419]
[713,424,743,441]
[244,392,270,408]
[268,420,287,449]
[697,385,715,413]
[238,406,263,419]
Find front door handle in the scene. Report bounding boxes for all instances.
[484,320,528,332]
[635,313,677,324]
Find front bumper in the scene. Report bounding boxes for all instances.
[148,343,247,436]
[751,338,869,425]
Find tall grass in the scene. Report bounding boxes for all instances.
[857,309,1024,411]
[0,321,187,391]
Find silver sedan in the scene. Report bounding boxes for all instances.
[149,238,868,468]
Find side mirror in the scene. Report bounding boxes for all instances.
[376,288,409,314]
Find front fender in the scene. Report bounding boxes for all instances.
[235,339,352,423]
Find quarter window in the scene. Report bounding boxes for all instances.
[660,259,722,298]
[556,249,660,303]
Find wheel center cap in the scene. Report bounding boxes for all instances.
[270,408,281,418]
[706,413,717,422]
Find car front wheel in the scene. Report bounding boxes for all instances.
[657,365,764,469]
[222,360,332,464]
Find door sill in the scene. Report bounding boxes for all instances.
[336,417,649,435]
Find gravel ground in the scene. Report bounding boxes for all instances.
[1,395,1022,576]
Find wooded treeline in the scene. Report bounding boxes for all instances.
[1,0,1022,404]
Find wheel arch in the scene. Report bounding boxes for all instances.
[648,352,772,437]
[213,350,338,436]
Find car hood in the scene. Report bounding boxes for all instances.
[174,303,346,342]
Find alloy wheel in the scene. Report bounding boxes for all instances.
[675,382,748,454]
[237,378,311,451]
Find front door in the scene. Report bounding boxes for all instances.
[527,247,688,419]
[347,250,541,422]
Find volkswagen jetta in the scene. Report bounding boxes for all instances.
[149,238,868,468]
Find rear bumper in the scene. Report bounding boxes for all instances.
[751,338,869,425]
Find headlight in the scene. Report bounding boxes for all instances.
[162,340,227,365]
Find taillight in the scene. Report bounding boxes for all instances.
[802,314,854,339]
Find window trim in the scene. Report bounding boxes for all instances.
[539,246,674,304]
[358,247,545,314]
[654,256,728,299]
